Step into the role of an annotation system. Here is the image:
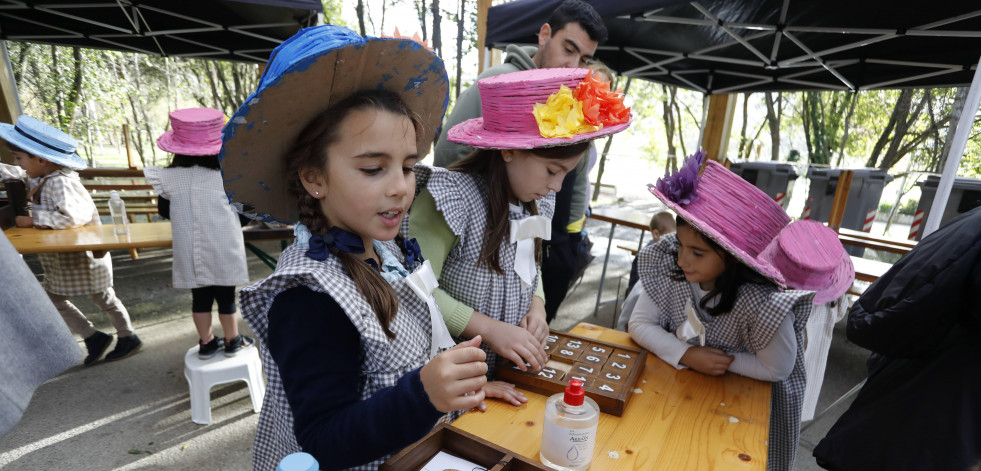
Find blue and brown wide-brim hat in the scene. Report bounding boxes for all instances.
[220,25,449,224]
[0,115,86,170]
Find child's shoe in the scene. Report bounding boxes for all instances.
[83,331,113,366]
[105,334,142,361]
[198,336,224,360]
[224,335,254,357]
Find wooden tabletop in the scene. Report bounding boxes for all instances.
[4,222,173,254]
[850,255,892,283]
[454,323,771,471]
[589,209,652,231]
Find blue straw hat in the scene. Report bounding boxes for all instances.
[0,115,86,170]
[220,25,450,224]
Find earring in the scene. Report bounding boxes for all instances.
[314,191,320,196]
[503,152,512,162]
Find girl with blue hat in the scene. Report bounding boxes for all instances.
[221,25,490,470]
[0,115,142,365]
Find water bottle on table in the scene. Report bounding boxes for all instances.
[108,190,129,235]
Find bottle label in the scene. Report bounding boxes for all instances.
[541,419,597,468]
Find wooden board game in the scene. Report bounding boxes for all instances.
[381,422,549,471]
[494,329,647,416]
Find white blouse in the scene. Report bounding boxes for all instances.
[626,282,796,381]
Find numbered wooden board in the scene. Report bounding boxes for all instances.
[493,330,647,416]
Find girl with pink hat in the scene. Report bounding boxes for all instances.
[626,151,853,471]
[405,67,631,384]
[219,25,492,470]
[144,107,253,359]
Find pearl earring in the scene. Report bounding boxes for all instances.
[314,191,319,196]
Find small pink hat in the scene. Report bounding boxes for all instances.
[649,151,854,303]
[448,68,631,149]
[156,107,225,156]
[760,220,854,304]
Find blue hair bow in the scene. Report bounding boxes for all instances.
[305,227,366,261]
[402,237,425,268]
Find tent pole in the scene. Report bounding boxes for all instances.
[0,42,23,165]
[922,55,981,238]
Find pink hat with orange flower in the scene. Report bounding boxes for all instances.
[649,151,854,304]
[448,68,631,149]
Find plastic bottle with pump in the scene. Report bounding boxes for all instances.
[107,190,129,235]
[540,379,599,470]
[277,451,319,471]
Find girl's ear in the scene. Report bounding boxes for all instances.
[501,149,513,163]
[298,166,326,198]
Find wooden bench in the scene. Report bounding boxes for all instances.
[80,168,158,223]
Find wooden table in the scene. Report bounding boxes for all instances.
[454,323,771,471]
[588,209,653,318]
[850,256,892,283]
[4,222,172,256]
[5,222,294,268]
[837,228,915,255]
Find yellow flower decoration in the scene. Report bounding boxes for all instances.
[532,85,601,138]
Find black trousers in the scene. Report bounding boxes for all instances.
[541,232,582,324]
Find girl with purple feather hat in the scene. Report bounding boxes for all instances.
[626,151,854,471]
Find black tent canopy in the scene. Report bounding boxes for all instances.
[0,0,320,63]
[486,0,981,94]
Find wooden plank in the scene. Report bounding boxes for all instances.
[838,227,916,249]
[78,168,146,178]
[85,184,154,191]
[700,94,735,163]
[0,44,20,166]
[589,209,651,231]
[828,170,853,231]
[838,234,910,255]
[4,222,172,254]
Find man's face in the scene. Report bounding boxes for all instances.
[537,22,598,69]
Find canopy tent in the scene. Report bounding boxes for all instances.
[487,0,981,94]
[0,0,320,63]
[486,0,981,238]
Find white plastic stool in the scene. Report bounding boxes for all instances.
[183,345,265,425]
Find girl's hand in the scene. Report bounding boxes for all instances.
[484,320,547,372]
[15,215,33,228]
[680,346,734,376]
[519,297,549,345]
[420,336,488,412]
[473,381,527,411]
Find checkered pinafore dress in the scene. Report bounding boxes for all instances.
[239,240,435,471]
[405,165,555,373]
[637,234,814,471]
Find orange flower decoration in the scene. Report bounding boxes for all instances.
[574,70,631,127]
[383,27,432,51]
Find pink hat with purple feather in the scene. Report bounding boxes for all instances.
[448,68,631,149]
[156,107,225,156]
[649,151,853,303]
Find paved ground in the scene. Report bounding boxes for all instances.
[0,202,872,470]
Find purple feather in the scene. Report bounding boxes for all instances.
[655,150,706,205]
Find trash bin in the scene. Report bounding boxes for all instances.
[803,167,894,256]
[910,175,981,240]
[729,161,798,210]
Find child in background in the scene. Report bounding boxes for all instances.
[220,25,486,470]
[144,107,252,359]
[0,116,142,365]
[627,151,853,471]
[407,67,631,377]
[616,209,675,331]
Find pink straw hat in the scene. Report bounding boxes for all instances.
[649,151,854,303]
[760,220,854,304]
[156,107,225,156]
[448,68,631,149]
[648,152,789,287]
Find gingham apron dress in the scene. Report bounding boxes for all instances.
[0,166,112,296]
[405,165,555,373]
[239,240,436,471]
[637,234,814,471]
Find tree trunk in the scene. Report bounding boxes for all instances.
[674,95,686,159]
[866,89,911,167]
[51,46,65,127]
[835,92,859,167]
[661,84,677,172]
[936,87,969,173]
[454,0,466,98]
[416,0,429,41]
[801,93,814,162]
[592,77,632,201]
[65,47,84,133]
[431,0,443,58]
[13,44,33,88]
[764,92,781,161]
[356,0,367,36]
[738,92,750,160]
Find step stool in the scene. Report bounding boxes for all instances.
[183,345,265,425]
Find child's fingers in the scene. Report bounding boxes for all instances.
[446,375,488,398]
[452,335,482,350]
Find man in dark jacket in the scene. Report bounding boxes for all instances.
[813,207,981,471]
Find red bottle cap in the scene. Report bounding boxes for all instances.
[564,379,585,406]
